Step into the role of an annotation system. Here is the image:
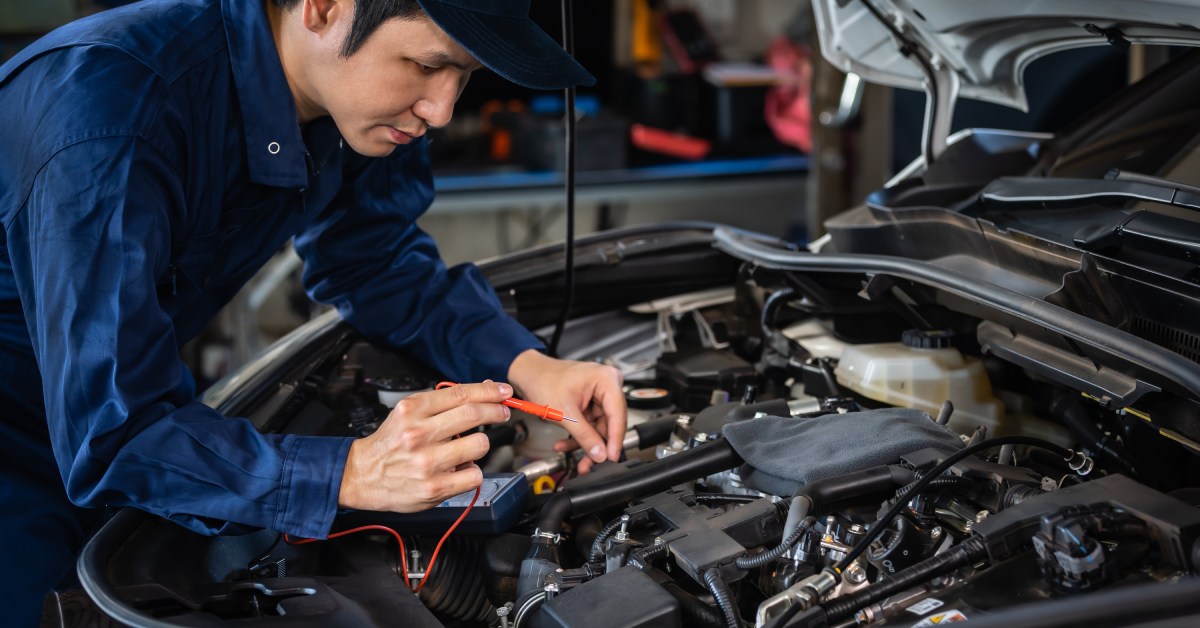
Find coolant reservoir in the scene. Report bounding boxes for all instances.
[834,330,1004,435]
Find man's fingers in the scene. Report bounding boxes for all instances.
[399,381,512,418]
[599,389,627,463]
[444,463,485,499]
[563,418,608,464]
[578,456,595,475]
[386,382,513,442]
[415,432,490,476]
[421,463,484,508]
[427,402,510,442]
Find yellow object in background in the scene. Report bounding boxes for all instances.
[631,0,663,70]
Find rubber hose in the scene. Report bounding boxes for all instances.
[761,288,797,337]
[633,416,678,449]
[822,537,988,623]
[704,568,741,628]
[780,495,811,542]
[644,566,726,628]
[736,516,814,569]
[1004,484,1045,508]
[512,590,548,628]
[417,536,494,622]
[997,444,1015,466]
[564,439,743,519]
[588,516,627,564]
[535,491,573,534]
[935,400,954,425]
[797,465,916,514]
[817,358,840,396]
[517,536,561,596]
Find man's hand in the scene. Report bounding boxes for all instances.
[338,381,512,512]
[508,350,626,474]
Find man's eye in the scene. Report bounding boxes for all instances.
[418,63,438,75]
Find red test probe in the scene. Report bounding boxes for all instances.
[436,382,579,423]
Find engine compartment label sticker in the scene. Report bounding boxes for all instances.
[912,609,968,626]
[906,598,945,615]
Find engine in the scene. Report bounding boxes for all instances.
[96,255,1200,627]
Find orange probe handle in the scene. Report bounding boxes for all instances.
[501,397,567,422]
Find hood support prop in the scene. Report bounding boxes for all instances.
[857,0,959,166]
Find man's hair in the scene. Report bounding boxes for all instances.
[270,0,425,57]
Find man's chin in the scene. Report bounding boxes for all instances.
[344,136,397,158]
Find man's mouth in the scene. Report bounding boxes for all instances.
[386,127,419,144]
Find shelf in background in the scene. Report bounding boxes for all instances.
[433,154,808,194]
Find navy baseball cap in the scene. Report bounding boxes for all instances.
[414,0,596,90]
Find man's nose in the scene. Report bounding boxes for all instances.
[413,76,459,129]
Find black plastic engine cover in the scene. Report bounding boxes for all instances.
[531,567,681,628]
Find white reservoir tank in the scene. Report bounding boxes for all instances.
[834,329,1004,435]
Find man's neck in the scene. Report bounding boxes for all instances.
[265,0,324,124]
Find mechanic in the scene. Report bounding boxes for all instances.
[0,0,626,624]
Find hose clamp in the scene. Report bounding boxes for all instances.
[532,528,562,544]
[1064,449,1095,476]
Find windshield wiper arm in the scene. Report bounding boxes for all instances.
[973,169,1200,212]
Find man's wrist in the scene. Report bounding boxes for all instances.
[338,439,365,510]
[507,348,553,391]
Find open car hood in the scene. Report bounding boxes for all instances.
[812,0,1200,110]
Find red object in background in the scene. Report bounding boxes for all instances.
[764,36,814,153]
[630,124,712,160]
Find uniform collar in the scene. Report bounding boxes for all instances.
[222,0,308,188]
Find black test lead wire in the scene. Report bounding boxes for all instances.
[548,0,577,357]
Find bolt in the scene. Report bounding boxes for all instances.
[615,514,631,542]
[844,563,867,585]
[497,603,513,628]
[544,582,560,594]
[676,415,693,427]
[931,526,943,540]
[975,510,990,523]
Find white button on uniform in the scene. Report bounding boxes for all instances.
[267,141,281,155]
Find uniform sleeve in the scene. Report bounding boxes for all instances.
[294,138,543,382]
[6,136,350,539]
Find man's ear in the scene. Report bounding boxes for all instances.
[300,0,348,35]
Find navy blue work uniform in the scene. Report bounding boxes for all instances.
[0,0,542,623]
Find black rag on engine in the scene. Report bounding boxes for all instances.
[722,408,964,495]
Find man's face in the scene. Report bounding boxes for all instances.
[300,4,482,157]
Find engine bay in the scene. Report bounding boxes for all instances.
[85,227,1200,627]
